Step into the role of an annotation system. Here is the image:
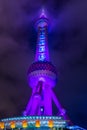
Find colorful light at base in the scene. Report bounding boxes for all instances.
[0,116,68,129]
[22,120,28,128]
[48,120,54,128]
[0,122,4,129]
[10,121,16,129]
[35,120,40,127]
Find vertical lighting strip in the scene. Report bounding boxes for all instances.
[35,17,49,62]
[38,27,46,61]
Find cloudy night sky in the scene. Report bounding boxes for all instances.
[0,0,87,129]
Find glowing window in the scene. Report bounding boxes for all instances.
[39,46,45,52]
[39,41,45,45]
[40,35,45,39]
[39,53,45,61]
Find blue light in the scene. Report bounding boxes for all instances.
[39,46,45,52]
[39,41,45,45]
[39,53,45,61]
[40,35,45,39]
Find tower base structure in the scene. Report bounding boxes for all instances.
[0,116,86,130]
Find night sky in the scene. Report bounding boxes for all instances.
[0,0,87,129]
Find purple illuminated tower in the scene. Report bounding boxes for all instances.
[0,9,85,130]
[23,9,67,118]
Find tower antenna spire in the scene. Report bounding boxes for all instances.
[40,8,47,18]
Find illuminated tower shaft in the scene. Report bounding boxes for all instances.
[24,10,68,118]
[35,20,49,61]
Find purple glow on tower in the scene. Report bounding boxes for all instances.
[24,9,68,120]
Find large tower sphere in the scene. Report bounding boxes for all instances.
[27,61,57,88]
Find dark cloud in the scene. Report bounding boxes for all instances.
[0,0,87,128]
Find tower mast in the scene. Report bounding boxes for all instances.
[35,9,49,61]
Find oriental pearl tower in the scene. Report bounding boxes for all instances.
[0,9,85,130]
[23,9,67,118]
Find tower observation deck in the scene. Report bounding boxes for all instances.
[0,9,85,130]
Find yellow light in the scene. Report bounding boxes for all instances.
[10,121,16,129]
[0,122,5,129]
[22,120,28,128]
[35,120,40,127]
[48,120,54,128]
